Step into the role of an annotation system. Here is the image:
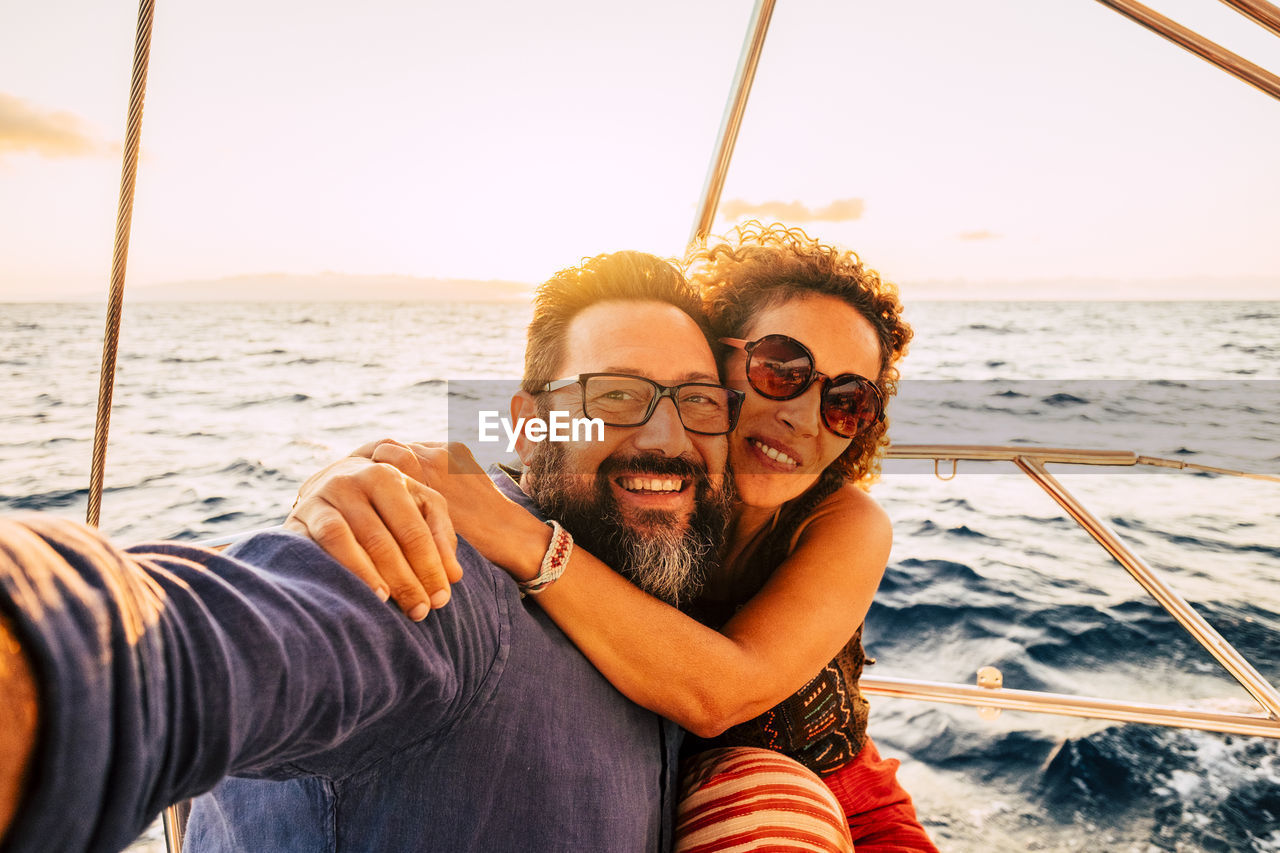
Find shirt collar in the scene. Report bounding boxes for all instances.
[487,463,546,522]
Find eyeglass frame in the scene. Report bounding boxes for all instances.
[718,334,885,437]
[539,372,745,436]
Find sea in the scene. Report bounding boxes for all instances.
[2,299,1278,852]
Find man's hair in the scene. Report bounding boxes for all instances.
[522,251,713,394]
[686,221,912,487]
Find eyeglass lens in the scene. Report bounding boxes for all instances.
[581,375,736,434]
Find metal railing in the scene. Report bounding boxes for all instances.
[869,444,1280,738]
[688,0,777,246]
[1094,0,1280,101]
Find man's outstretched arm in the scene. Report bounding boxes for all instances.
[0,610,38,840]
[0,515,502,853]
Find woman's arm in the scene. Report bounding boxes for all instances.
[327,441,890,739]
[528,487,889,737]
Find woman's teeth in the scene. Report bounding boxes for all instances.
[751,439,798,467]
[619,477,683,492]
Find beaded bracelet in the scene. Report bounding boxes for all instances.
[519,519,573,597]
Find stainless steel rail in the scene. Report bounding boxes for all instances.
[859,676,1280,738]
[1094,0,1280,101]
[878,444,1280,737]
[689,0,1280,257]
[688,0,776,247]
[1219,0,1280,38]
[1017,457,1280,719]
[887,443,1280,482]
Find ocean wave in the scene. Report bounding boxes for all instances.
[945,524,998,541]
[1041,393,1089,406]
[203,510,249,525]
[230,393,312,408]
[1114,517,1280,559]
[2,486,87,510]
[219,458,285,479]
[888,557,986,584]
[913,716,1057,770]
[1222,342,1274,354]
[1040,724,1280,850]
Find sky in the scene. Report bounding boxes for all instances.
[1,0,1278,300]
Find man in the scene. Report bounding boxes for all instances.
[0,250,735,853]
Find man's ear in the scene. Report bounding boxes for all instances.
[509,391,540,465]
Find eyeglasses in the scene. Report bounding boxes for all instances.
[719,334,884,438]
[541,373,744,436]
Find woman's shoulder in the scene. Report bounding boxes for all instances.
[791,482,891,551]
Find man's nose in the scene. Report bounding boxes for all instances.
[631,396,694,455]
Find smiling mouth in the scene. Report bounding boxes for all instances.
[616,476,688,494]
[750,438,800,469]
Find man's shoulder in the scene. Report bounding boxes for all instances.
[229,529,519,616]
[137,529,520,658]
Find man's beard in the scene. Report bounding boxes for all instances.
[524,444,733,608]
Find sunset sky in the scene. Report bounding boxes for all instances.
[2,0,1278,299]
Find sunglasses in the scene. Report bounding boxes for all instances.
[719,334,884,438]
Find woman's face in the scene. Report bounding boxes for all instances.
[725,293,883,510]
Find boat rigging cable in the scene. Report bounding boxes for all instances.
[87,0,155,530]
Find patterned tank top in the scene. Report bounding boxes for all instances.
[684,605,871,777]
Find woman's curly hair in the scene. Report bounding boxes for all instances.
[685,221,912,488]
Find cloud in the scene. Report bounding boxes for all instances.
[720,198,865,223]
[0,93,107,158]
[957,230,1001,241]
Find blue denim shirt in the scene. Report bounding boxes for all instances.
[0,470,680,853]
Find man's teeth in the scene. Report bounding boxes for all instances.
[619,477,683,492]
[751,439,798,467]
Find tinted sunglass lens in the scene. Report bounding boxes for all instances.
[823,378,881,437]
[748,336,812,399]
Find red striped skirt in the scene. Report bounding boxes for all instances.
[675,739,937,852]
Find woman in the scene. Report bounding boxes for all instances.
[316,223,932,850]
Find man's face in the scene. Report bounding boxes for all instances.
[516,300,732,606]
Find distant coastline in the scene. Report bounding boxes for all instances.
[6,273,535,303]
[2,272,1276,303]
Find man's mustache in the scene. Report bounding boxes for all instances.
[597,451,710,484]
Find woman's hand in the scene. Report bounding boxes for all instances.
[285,446,463,621]
[352,440,554,584]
